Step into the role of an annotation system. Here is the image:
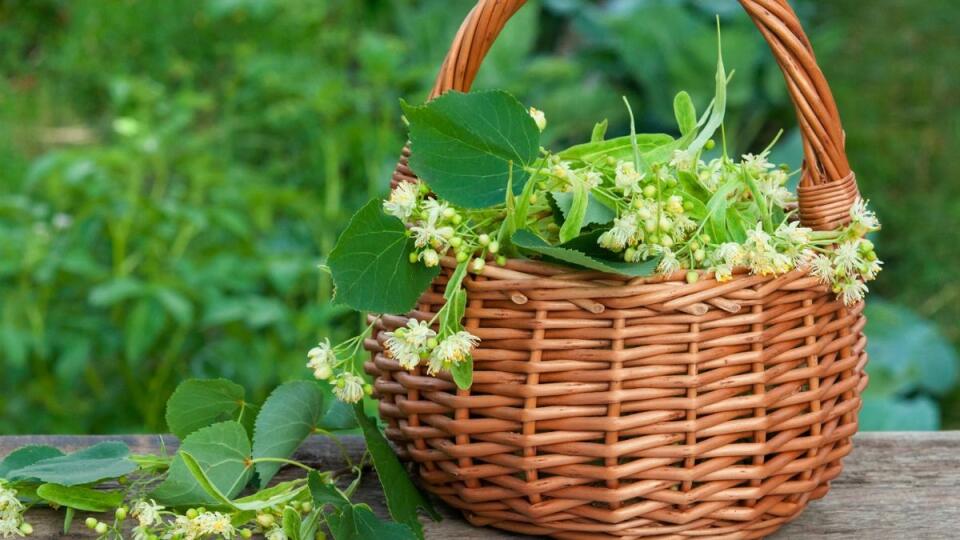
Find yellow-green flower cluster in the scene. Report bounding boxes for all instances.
[0,483,30,539]
[384,320,480,376]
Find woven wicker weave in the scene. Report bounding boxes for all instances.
[365,1,868,538]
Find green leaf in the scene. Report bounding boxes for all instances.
[402,90,539,208]
[178,451,238,509]
[6,442,136,486]
[253,381,324,487]
[283,506,302,540]
[328,199,440,313]
[551,191,616,229]
[512,230,658,277]
[152,287,194,325]
[354,404,440,539]
[327,504,418,540]
[859,396,939,431]
[317,395,359,432]
[234,480,308,512]
[165,378,248,440]
[676,170,711,204]
[558,133,675,164]
[125,298,167,368]
[865,299,959,396]
[558,182,589,243]
[0,446,64,479]
[687,22,727,155]
[36,484,124,512]
[673,91,697,136]
[590,119,608,142]
[151,421,253,507]
[88,277,144,306]
[308,471,349,508]
[704,180,738,242]
[450,355,474,390]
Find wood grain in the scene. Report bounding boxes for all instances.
[1,432,955,539]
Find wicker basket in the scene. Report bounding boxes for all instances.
[364,1,868,538]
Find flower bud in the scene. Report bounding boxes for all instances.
[451,214,463,225]
[456,251,469,263]
[442,207,456,219]
[86,518,98,529]
[257,514,275,528]
[643,185,657,198]
[438,226,455,239]
[408,252,418,264]
[694,249,705,262]
[661,235,674,247]
[421,249,440,267]
[19,524,33,536]
[313,365,332,380]
[528,194,538,204]
[528,107,547,132]
[471,258,486,273]
[496,255,507,266]
[449,236,463,248]
[478,234,490,246]
[427,337,439,349]
[488,241,500,254]
[686,271,700,284]
[95,522,109,535]
[186,509,199,519]
[116,506,128,521]
[240,530,254,539]
[705,139,716,150]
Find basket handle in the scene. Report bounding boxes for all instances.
[392,0,859,230]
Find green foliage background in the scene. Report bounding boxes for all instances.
[0,0,957,433]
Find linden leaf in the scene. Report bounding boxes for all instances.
[329,199,439,313]
[402,90,540,208]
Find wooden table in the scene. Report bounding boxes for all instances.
[1,432,956,539]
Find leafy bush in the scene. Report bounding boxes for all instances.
[0,0,957,432]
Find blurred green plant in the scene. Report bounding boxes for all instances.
[0,0,957,432]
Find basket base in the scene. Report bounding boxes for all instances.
[418,458,843,540]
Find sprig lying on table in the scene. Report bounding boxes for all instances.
[0,378,439,540]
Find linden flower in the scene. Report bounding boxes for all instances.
[383,181,419,221]
[741,153,775,176]
[715,242,744,266]
[420,249,441,267]
[528,107,547,132]
[839,278,868,305]
[583,170,603,189]
[775,221,812,245]
[669,149,696,171]
[833,241,863,274]
[809,254,835,285]
[760,176,794,207]
[745,223,772,250]
[614,161,645,196]
[307,339,335,380]
[427,331,480,375]
[0,483,26,539]
[384,319,436,370]
[333,372,366,403]
[598,212,639,251]
[410,223,444,250]
[850,198,880,232]
[657,248,681,275]
[132,499,164,528]
[196,512,235,538]
[713,263,734,282]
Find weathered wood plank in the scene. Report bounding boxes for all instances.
[1,432,956,539]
